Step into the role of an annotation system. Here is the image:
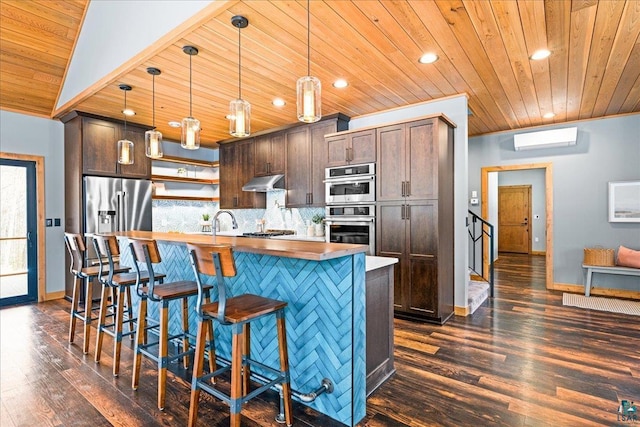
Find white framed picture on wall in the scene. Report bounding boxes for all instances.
[608,181,640,222]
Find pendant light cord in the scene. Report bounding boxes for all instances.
[152,74,156,128]
[189,53,193,117]
[307,0,311,76]
[238,26,241,99]
[123,89,127,134]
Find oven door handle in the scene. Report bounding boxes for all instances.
[325,217,375,223]
[323,175,375,183]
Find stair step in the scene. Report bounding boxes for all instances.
[468,280,489,315]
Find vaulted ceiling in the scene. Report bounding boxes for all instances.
[1,0,639,147]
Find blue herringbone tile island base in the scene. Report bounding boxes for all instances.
[119,239,366,426]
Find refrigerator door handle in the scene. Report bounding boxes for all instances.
[117,191,124,231]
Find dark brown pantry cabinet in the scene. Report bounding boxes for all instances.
[219,139,265,209]
[376,115,455,324]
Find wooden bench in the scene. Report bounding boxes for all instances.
[582,264,640,296]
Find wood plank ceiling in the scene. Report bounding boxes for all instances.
[1,0,639,147]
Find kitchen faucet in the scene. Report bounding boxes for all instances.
[212,210,238,237]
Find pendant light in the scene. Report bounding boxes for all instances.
[117,84,134,165]
[145,67,163,158]
[181,45,200,150]
[297,0,321,123]
[229,15,251,137]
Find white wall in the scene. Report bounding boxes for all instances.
[58,1,213,109]
[0,111,66,296]
[350,94,469,309]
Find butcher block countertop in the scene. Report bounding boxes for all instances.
[110,230,367,262]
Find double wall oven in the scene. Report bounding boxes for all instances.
[324,163,376,255]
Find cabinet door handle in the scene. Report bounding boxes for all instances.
[406,181,411,197]
[406,204,411,220]
[309,193,313,205]
[401,204,405,220]
[267,162,271,173]
[401,181,406,197]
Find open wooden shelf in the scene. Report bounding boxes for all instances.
[153,155,219,168]
[152,195,220,202]
[152,174,219,185]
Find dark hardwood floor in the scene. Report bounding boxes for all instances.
[1,253,638,426]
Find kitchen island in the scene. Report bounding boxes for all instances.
[111,230,394,426]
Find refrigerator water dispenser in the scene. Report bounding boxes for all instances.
[98,210,116,233]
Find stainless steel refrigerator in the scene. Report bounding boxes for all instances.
[83,176,152,263]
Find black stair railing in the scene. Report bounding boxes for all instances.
[468,210,495,297]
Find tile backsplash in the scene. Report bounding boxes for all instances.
[152,190,324,235]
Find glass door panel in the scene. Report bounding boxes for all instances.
[0,160,37,306]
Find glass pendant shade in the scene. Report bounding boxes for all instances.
[297,75,321,123]
[145,129,163,158]
[181,116,200,150]
[229,99,251,137]
[118,139,134,165]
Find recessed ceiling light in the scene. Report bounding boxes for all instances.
[418,53,438,64]
[272,98,286,107]
[530,49,551,60]
[122,108,135,116]
[543,112,556,119]
[333,79,348,88]
[168,121,181,128]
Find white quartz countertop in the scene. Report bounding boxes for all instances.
[366,255,398,272]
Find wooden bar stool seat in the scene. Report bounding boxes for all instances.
[92,234,166,377]
[64,232,130,355]
[186,243,293,427]
[129,238,212,411]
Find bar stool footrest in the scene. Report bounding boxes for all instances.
[138,346,195,362]
[196,372,285,409]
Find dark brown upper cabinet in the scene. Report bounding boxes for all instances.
[254,131,285,176]
[324,128,376,167]
[63,112,151,179]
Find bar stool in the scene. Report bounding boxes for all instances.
[92,234,165,377]
[186,243,293,427]
[128,238,213,410]
[64,232,130,354]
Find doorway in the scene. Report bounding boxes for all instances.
[498,185,532,254]
[481,163,553,289]
[0,158,38,306]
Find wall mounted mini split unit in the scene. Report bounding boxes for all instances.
[513,126,578,151]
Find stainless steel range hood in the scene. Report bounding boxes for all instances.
[242,174,284,192]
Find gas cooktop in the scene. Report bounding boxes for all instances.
[241,229,295,239]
